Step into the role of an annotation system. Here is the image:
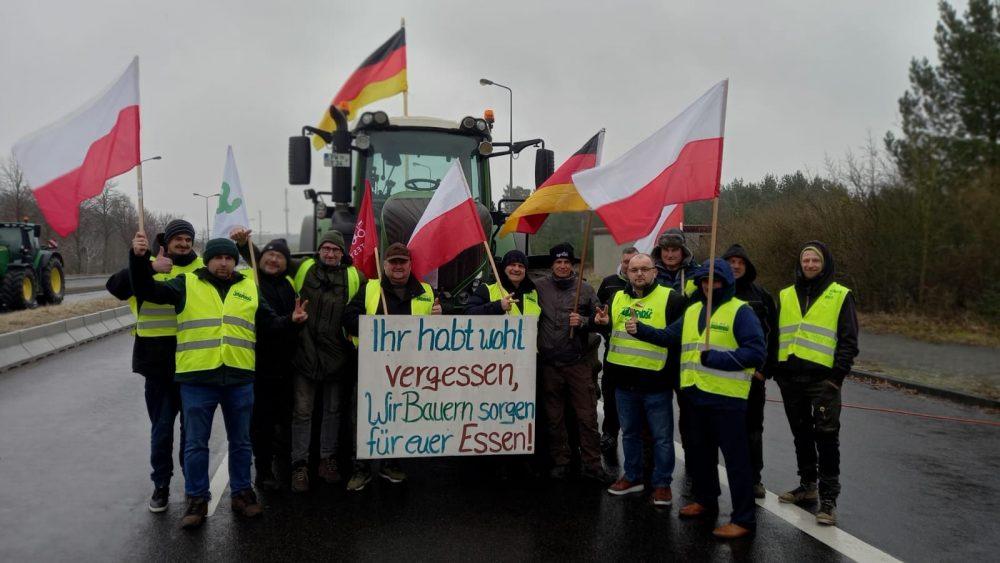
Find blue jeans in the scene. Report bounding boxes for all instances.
[180,383,254,499]
[616,388,675,488]
[144,377,184,489]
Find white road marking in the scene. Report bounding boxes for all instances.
[205,451,230,517]
[673,442,901,562]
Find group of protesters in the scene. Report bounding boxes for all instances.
[109,219,858,538]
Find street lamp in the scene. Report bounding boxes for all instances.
[480,78,513,194]
[192,192,219,242]
[141,155,162,164]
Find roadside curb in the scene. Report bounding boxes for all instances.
[851,368,1000,410]
[0,306,134,373]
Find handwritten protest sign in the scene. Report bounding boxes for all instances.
[357,315,537,459]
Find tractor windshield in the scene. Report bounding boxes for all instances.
[0,228,23,253]
[361,130,484,203]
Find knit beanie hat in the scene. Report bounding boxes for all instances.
[261,238,292,263]
[203,238,239,262]
[164,219,196,243]
[501,250,528,268]
[318,230,346,252]
[800,245,825,266]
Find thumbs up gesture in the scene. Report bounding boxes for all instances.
[151,246,173,273]
[594,304,610,325]
[292,297,309,323]
[431,297,443,315]
[625,309,639,335]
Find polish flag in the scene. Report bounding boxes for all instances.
[634,204,684,254]
[407,162,487,282]
[349,180,380,279]
[573,80,727,243]
[12,57,141,237]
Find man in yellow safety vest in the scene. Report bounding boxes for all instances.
[773,241,858,527]
[631,259,766,539]
[466,250,540,316]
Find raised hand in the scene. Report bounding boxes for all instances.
[230,227,252,245]
[132,231,149,256]
[431,297,443,315]
[292,297,309,323]
[151,246,173,273]
[625,309,638,335]
[594,304,610,325]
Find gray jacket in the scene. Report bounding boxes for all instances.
[535,273,599,366]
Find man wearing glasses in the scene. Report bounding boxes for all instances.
[594,253,686,506]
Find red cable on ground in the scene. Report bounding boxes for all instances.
[765,398,1000,428]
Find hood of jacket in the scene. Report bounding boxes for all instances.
[722,243,758,287]
[794,240,835,294]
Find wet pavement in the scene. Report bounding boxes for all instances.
[1,332,998,561]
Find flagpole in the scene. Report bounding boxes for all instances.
[373,246,390,314]
[702,197,720,348]
[247,234,260,288]
[569,212,593,338]
[482,240,511,315]
[136,162,146,233]
[401,17,409,117]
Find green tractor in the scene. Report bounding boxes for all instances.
[0,222,65,310]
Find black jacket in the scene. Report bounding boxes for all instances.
[106,251,200,380]
[774,241,859,386]
[129,249,292,386]
[466,273,537,315]
[343,274,434,335]
[722,244,779,377]
[597,272,629,306]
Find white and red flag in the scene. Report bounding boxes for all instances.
[12,57,141,237]
[349,180,380,279]
[634,204,684,254]
[573,80,727,243]
[407,161,487,282]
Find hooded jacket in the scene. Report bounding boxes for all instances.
[722,244,779,376]
[775,241,859,385]
[652,241,700,294]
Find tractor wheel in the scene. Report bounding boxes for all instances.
[39,258,65,305]
[1,268,38,310]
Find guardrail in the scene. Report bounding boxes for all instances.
[0,306,134,372]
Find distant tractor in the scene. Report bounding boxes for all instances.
[0,222,65,310]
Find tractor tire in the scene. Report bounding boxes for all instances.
[1,268,38,310]
[39,258,65,305]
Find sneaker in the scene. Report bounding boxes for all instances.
[179,497,208,530]
[346,465,373,491]
[291,465,310,493]
[652,487,673,506]
[231,489,263,518]
[816,500,837,526]
[317,456,342,484]
[379,463,407,484]
[753,482,766,499]
[778,483,818,504]
[148,487,169,513]
[580,464,615,485]
[607,477,644,496]
[600,434,619,468]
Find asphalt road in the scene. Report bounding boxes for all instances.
[1,333,997,561]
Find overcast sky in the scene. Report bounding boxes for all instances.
[0,0,956,236]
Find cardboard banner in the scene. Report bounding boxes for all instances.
[357,315,537,459]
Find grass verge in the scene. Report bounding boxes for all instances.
[0,297,123,334]
[859,311,1000,348]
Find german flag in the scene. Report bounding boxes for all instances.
[313,28,407,149]
[499,130,604,236]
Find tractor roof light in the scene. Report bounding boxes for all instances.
[461,116,477,130]
[373,111,389,125]
[360,112,375,126]
[475,119,488,132]
[484,109,495,124]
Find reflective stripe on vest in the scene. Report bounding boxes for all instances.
[293,259,360,302]
[486,283,540,316]
[606,285,671,371]
[777,282,849,369]
[680,298,754,399]
[129,256,204,337]
[175,273,259,374]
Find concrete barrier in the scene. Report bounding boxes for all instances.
[0,305,134,372]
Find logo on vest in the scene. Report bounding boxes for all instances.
[232,290,253,302]
[710,321,730,332]
[620,306,652,320]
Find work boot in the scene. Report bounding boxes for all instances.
[607,477,644,496]
[346,463,373,492]
[230,489,264,518]
[600,434,619,469]
[651,487,673,507]
[678,502,716,519]
[816,500,837,526]
[291,464,310,493]
[778,482,818,503]
[752,482,766,499]
[255,466,281,491]
[713,522,753,539]
[148,487,169,513]
[179,497,208,530]
[318,456,342,484]
[379,462,407,484]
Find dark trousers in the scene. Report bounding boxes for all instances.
[250,377,292,476]
[600,366,620,439]
[291,375,346,465]
[777,378,842,501]
[144,376,185,489]
[687,393,756,528]
[542,362,602,469]
[746,378,766,485]
[676,389,695,475]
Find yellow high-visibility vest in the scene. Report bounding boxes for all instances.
[363,279,433,315]
[175,273,258,374]
[486,282,540,316]
[129,256,204,337]
[777,282,849,369]
[606,285,671,371]
[680,298,755,399]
